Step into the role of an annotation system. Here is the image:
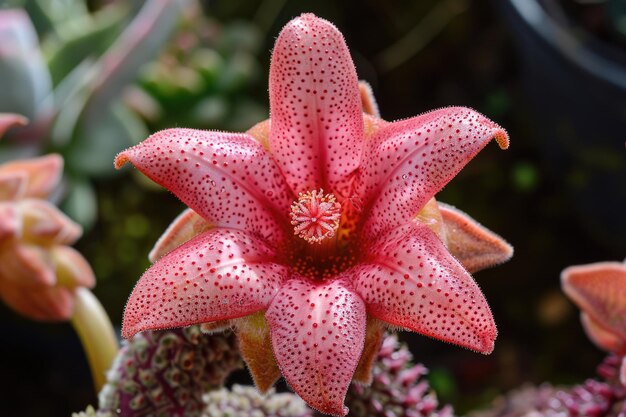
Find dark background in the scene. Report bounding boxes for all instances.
[1,0,624,415]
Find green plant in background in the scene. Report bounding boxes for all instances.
[0,0,187,227]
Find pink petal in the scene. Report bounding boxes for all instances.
[149,208,212,262]
[115,129,294,246]
[17,199,82,245]
[122,228,288,339]
[269,13,364,196]
[0,154,63,198]
[0,202,19,242]
[0,243,55,287]
[51,245,96,289]
[439,202,513,273]
[0,113,27,138]
[561,262,626,340]
[580,312,625,353]
[358,107,508,238]
[0,280,75,321]
[351,223,497,354]
[0,171,27,201]
[266,277,366,416]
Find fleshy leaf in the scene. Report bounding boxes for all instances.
[580,312,625,353]
[0,171,27,201]
[115,128,294,246]
[0,154,63,198]
[149,208,212,262]
[439,203,513,273]
[266,277,366,416]
[562,262,626,340]
[234,312,281,393]
[269,13,364,196]
[0,279,74,321]
[0,243,55,287]
[358,107,509,238]
[352,223,497,354]
[122,228,289,339]
[17,199,82,246]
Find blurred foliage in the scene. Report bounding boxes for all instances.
[0,0,624,416]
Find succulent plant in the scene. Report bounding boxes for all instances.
[97,326,241,417]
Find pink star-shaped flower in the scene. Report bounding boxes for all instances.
[562,260,626,386]
[116,14,511,416]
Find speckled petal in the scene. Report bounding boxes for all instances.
[149,208,212,262]
[0,154,63,198]
[352,223,497,354]
[580,312,625,353]
[122,228,288,339]
[115,129,294,246]
[266,277,366,416]
[562,262,626,340]
[269,13,364,196]
[358,107,508,238]
[439,203,513,273]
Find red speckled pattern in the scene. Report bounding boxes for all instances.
[352,223,497,354]
[115,129,293,246]
[269,13,363,196]
[122,228,289,338]
[357,107,508,239]
[562,262,626,341]
[266,277,365,416]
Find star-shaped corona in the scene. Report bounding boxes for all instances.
[115,13,513,416]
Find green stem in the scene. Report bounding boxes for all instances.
[70,288,119,393]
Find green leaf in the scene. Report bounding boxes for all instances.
[65,102,148,178]
[45,4,128,85]
[61,177,97,229]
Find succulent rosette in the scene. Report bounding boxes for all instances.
[116,14,512,416]
[0,150,94,320]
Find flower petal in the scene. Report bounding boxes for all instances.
[0,154,63,198]
[149,208,212,262]
[269,13,364,196]
[115,129,294,246]
[0,280,75,321]
[266,277,366,416]
[0,243,55,287]
[0,171,27,201]
[0,202,19,242]
[234,312,281,393]
[561,262,626,340]
[352,223,497,354]
[358,107,508,238]
[439,203,513,273]
[51,245,95,289]
[122,228,288,339]
[580,312,625,353]
[17,199,82,245]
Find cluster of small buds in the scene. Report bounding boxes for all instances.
[97,326,242,417]
[204,384,314,417]
[337,334,455,417]
[471,354,626,417]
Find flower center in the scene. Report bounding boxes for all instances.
[290,189,341,244]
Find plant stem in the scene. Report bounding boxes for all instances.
[70,288,119,393]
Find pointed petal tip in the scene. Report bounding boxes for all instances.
[114,151,130,169]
